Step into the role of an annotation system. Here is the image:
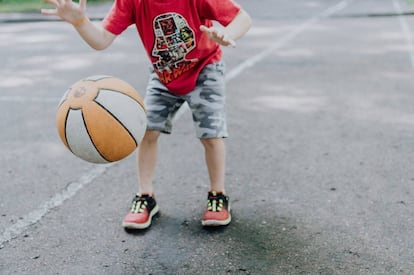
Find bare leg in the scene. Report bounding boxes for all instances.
[137,130,161,195]
[200,138,226,193]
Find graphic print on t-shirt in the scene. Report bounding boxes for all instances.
[152,13,198,84]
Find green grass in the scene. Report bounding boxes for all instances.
[0,0,112,13]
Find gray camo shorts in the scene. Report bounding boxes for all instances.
[144,61,228,139]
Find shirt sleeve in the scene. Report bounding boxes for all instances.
[102,0,135,35]
[199,0,241,26]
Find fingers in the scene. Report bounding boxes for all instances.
[41,8,58,16]
[41,0,85,21]
[215,30,236,47]
[43,0,59,7]
[199,25,236,47]
[79,0,87,10]
[40,9,58,15]
[41,0,59,16]
[199,25,211,33]
[224,37,236,47]
[200,25,219,38]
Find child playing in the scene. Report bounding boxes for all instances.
[42,0,251,229]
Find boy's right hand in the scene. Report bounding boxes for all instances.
[41,0,87,26]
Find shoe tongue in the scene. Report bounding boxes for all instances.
[136,193,150,199]
[209,192,222,199]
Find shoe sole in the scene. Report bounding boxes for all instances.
[201,215,231,227]
[122,205,159,229]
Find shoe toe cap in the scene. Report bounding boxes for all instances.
[123,212,148,223]
[202,210,229,221]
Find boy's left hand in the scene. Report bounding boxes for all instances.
[200,25,236,47]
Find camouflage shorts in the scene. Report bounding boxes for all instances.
[144,62,228,139]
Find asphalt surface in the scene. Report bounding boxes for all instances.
[1,0,414,274]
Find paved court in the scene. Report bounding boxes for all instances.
[1,0,414,274]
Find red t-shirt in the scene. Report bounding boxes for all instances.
[103,0,240,95]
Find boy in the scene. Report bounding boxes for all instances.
[42,0,251,229]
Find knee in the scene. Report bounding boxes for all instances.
[142,130,160,145]
[200,137,224,150]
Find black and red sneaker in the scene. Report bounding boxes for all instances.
[122,193,159,229]
[201,191,231,226]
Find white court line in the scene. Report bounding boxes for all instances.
[226,0,353,82]
[174,0,353,121]
[0,164,114,247]
[0,0,352,247]
[392,0,414,68]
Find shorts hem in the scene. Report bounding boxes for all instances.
[198,134,229,139]
[147,127,171,135]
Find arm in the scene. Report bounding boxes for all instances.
[70,18,116,51]
[41,0,116,50]
[200,9,252,47]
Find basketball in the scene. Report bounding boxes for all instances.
[56,75,147,163]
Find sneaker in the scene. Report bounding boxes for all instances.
[201,191,231,226]
[122,193,159,229]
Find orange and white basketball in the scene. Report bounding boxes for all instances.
[56,75,147,163]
